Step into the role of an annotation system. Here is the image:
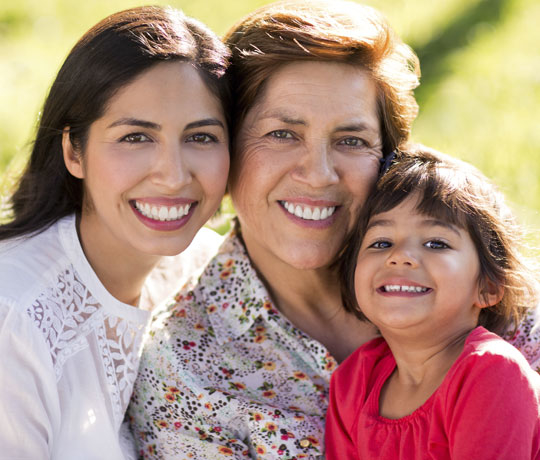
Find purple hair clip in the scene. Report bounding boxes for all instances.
[379,150,397,176]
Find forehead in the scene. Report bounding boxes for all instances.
[249,61,380,129]
[101,61,223,120]
[367,193,466,235]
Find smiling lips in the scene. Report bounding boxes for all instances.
[279,200,337,221]
[377,284,432,295]
[133,200,193,222]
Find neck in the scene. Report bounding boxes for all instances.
[383,326,473,386]
[78,214,160,306]
[241,232,378,362]
[378,327,473,419]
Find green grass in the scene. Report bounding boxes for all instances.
[1,0,539,250]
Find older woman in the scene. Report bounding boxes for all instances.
[129,2,417,458]
[128,1,539,459]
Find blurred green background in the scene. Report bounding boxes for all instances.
[1,0,539,248]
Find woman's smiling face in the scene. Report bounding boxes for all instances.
[229,61,382,270]
[64,61,229,260]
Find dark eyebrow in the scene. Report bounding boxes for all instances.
[335,122,373,133]
[422,218,461,237]
[366,216,462,237]
[259,109,306,126]
[108,118,160,130]
[185,118,225,130]
[107,117,224,131]
[366,218,392,232]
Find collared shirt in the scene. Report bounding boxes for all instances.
[129,233,335,459]
[128,232,540,459]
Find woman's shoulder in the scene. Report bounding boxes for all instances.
[506,305,540,373]
[0,218,70,308]
[141,227,225,310]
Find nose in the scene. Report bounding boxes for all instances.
[291,141,339,188]
[385,243,419,268]
[151,143,192,191]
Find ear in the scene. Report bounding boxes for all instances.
[475,278,504,309]
[62,127,84,179]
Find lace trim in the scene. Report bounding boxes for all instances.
[25,266,146,425]
[26,267,101,377]
[96,315,147,424]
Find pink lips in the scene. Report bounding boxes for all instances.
[130,198,197,232]
[376,279,433,297]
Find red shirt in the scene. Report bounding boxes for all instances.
[326,327,540,459]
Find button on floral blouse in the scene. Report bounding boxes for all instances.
[128,232,540,459]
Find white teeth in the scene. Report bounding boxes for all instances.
[281,201,336,221]
[383,285,428,293]
[134,201,192,221]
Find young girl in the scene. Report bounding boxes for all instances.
[0,6,229,459]
[326,146,540,459]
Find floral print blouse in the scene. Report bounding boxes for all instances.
[128,233,540,460]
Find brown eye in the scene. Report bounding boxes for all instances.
[120,133,151,143]
[268,130,294,140]
[186,133,217,144]
[337,137,367,147]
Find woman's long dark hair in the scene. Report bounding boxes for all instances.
[0,6,230,241]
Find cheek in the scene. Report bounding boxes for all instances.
[342,159,380,227]
[195,150,230,196]
[353,263,369,309]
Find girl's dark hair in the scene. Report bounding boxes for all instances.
[340,145,538,335]
[0,6,230,241]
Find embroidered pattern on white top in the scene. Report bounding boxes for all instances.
[25,264,147,426]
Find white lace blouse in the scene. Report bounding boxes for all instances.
[0,215,222,460]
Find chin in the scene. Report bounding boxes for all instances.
[137,239,192,258]
[279,247,336,271]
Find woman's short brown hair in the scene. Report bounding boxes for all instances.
[224,0,420,157]
[339,145,539,336]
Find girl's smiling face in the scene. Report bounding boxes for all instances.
[353,193,490,339]
[64,61,229,262]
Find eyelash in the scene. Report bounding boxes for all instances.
[267,130,295,141]
[186,133,219,144]
[368,240,392,249]
[424,240,450,250]
[120,132,151,143]
[336,137,368,148]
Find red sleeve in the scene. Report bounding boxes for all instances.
[325,338,388,460]
[441,345,540,459]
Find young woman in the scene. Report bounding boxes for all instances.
[0,6,230,459]
[326,147,540,459]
